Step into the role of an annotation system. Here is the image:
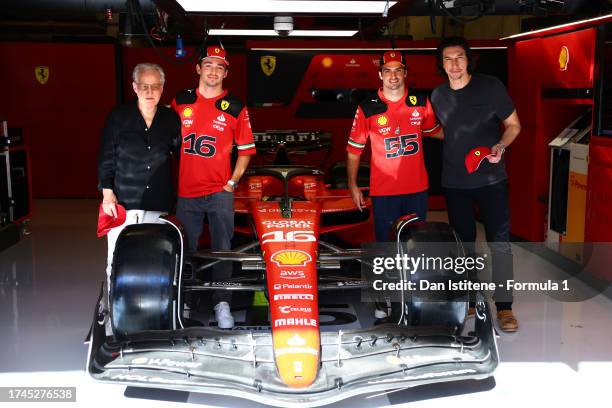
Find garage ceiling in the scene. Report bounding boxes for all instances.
[0,0,609,42]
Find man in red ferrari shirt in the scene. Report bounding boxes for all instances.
[347,51,442,242]
[172,45,256,329]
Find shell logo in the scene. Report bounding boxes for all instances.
[287,334,307,347]
[321,57,333,68]
[559,46,569,71]
[377,115,388,126]
[271,250,312,266]
[183,107,193,118]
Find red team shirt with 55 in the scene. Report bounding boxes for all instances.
[346,89,439,196]
[172,89,256,197]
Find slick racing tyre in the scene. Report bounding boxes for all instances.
[395,221,468,332]
[110,223,181,339]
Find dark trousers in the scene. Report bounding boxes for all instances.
[176,191,234,305]
[444,181,513,309]
[372,191,428,242]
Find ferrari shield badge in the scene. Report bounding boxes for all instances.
[260,55,276,76]
[220,100,229,111]
[409,95,417,105]
[35,66,49,85]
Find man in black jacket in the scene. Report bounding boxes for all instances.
[98,62,180,284]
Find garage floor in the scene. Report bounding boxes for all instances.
[1,199,611,408]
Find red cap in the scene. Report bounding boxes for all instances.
[201,45,229,66]
[381,50,405,67]
[465,146,493,174]
[97,203,126,237]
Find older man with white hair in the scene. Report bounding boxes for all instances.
[98,62,180,290]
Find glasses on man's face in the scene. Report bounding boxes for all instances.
[137,83,162,92]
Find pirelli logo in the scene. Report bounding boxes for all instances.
[273,294,314,301]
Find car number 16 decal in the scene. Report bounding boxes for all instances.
[262,230,316,245]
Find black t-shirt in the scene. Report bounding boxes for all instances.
[431,74,515,189]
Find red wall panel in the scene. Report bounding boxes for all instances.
[0,42,117,198]
[586,136,612,242]
[508,28,596,240]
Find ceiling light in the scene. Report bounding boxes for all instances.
[208,29,358,37]
[249,47,508,51]
[177,1,397,14]
[500,13,612,40]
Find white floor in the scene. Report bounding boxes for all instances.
[0,200,611,408]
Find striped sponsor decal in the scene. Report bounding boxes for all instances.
[348,139,365,149]
[237,143,256,150]
[422,123,441,134]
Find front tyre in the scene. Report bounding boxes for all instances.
[110,223,181,339]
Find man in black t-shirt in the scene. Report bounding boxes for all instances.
[431,37,522,332]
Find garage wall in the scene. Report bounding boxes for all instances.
[507,28,596,241]
[0,41,506,204]
[0,42,117,198]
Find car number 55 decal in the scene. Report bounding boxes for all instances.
[384,134,419,159]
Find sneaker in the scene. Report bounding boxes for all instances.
[497,310,518,332]
[214,302,234,329]
[374,299,391,319]
[374,309,388,319]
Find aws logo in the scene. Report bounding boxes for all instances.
[280,270,305,280]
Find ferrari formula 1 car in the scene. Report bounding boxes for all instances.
[86,164,499,407]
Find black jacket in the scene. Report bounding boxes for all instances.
[98,101,180,212]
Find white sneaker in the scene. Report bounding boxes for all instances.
[214,302,234,329]
[374,299,391,319]
[374,309,388,319]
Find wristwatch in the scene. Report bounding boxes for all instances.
[226,180,236,188]
[497,142,506,155]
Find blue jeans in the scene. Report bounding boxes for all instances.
[371,191,428,242]
[176,191,234,304]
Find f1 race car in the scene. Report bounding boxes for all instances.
[86,163,499,407]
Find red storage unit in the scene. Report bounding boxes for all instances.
[507,26,599,241]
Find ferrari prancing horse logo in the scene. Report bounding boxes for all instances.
[220,100,230,111]
[409,95,417,105]
[35,66,49,85]
[261,56,276,76]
